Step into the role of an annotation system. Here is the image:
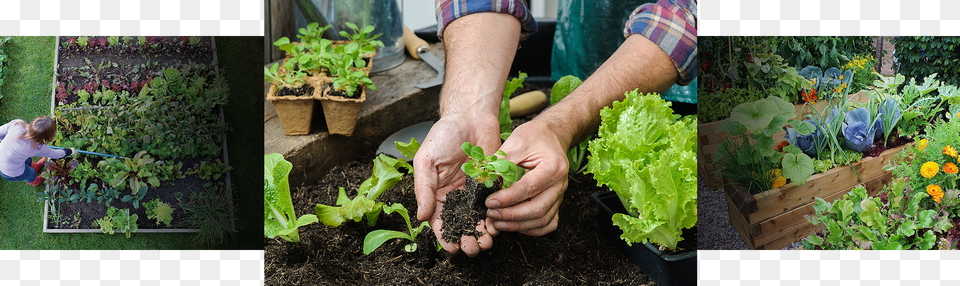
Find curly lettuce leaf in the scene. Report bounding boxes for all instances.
[586,90,697,250]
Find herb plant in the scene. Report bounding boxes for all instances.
[362,203,431,254]
[585,90,697,250]
[264,153,318,243]
[461,142,522,188]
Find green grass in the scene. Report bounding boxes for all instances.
[0,36,260,249]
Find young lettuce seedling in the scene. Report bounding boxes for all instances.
[460,142,522,188]
[315,138,418,227]
[264,153,318,243]
[362,203,431,254]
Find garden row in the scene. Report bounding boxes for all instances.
[265,22,380,136]
[59,36,212,59]
[702,36,960,250]
[43,36,234,244]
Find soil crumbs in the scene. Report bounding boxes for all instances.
[265,159,653,285]
[440,176,498,244]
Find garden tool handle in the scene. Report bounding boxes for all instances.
[403,25,429,60]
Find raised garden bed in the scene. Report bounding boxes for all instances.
[43,36,234,237]
[723,143,911,250]
[699,93,871,189]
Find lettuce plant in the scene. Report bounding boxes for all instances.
[362,203,431,254]
[498,72,527,140]
[264,153,318,243]
[585,90,696,250]
[315,139,417,227]
[550,75,590,174]
[461,142,522,188]
[841,107,881,152]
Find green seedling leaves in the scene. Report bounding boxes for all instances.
[460,142,523,188]
[265,153,317,243]
[315,154,412,228]
[362,203,431,255]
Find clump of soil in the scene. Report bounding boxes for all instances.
[327,85,362,99]
[277,84,314,97]
[440,176,499,244]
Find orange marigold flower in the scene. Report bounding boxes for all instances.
[927,184,944,204]
[946,163,959,174]
[945,145,958,158]
[921,161,940,178]
[918,139,928,151]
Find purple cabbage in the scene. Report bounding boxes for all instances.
[842,107,881,152]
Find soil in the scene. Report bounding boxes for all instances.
[326,85,362,99]
[264,159,654,285]
[440,176,498,244]
[47,36,231,231]
[277,84,315,97]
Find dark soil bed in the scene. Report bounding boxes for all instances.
[46,36,230,231]
[265,158,654,285]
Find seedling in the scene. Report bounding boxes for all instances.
[265,153,318,243]
[460,142,522,188]
[264,62,306,88]
[362,203,431,254]
[339,22,383,57]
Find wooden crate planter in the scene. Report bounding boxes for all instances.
[723,143,910,250]
[699,93,872,189]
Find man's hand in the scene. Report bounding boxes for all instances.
[485,119,569,236]
[414,111,500,256]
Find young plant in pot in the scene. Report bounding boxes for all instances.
[439,142,523,244]
[585,90,697,286]
[319,42,377,136]
[265,54,320,135]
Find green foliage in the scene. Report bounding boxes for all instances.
[585,90,697,250]
[97,151,162,194]
[395,137,420,162]
[338,22,383,57]
[264,153,317,243]
[550,75,582,105]
[186,159,230,181]
[842,53,878,93]
[894,37,960,88]
[715,96,815,189]
[362,203,431,254]
[802,184,953,250]
[889,118,960,195]
[696,87,765,123]
[774,37,875,70]
[179,185,236,245]
[96,206,139,238]
[460,142,522,189]
[120,186,147,209]
[499,72,527,140]
[263,62,306,88]
[144,198,174,227]
[315,153,412,227]
[0,36,11,102]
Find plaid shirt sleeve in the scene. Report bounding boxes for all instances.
[435,0,538,42]
[625,0,698,85]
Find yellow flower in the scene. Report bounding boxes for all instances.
[945,145,958,158]
[927,184,944,204]
[921,161,940,178]
[918,139,928,151]
[840,74,844,80]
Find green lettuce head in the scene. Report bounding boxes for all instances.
[585,90,697,250]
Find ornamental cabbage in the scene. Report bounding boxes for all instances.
[786,119,822,156]
[585,90,697,251]
[842,107,881,152]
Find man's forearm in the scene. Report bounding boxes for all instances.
[536,34,680,150]
[439,12,521,118]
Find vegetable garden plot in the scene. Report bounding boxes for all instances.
[43,36,234,239]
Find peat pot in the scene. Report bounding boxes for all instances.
[319,86,367,136]
[267,76,325,136]
[590,191,696,286]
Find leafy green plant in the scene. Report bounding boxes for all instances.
[96,186,121,205]
[842,53,878,93]
[460,142,522,188]
[802,183,953,250]
[96,206,139,238]
[498,72,527,140]
[144,198,174,227]
[585,90,697,250]
[716,96,816,189]
[264,153,317,243]
[95,206,118,235]
[549,75,590,174]
[315,154,411,227]
[180,186,236,245]
[186,159,230,180]
[121,186,147,209]
[331,64,375,97]
[264,62,306,88]
[362,203,431,254]
[339,22,383,57]
[297,22,332,47]
[97,151,161,194]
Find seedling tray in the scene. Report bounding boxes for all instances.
[42,36,235,234]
